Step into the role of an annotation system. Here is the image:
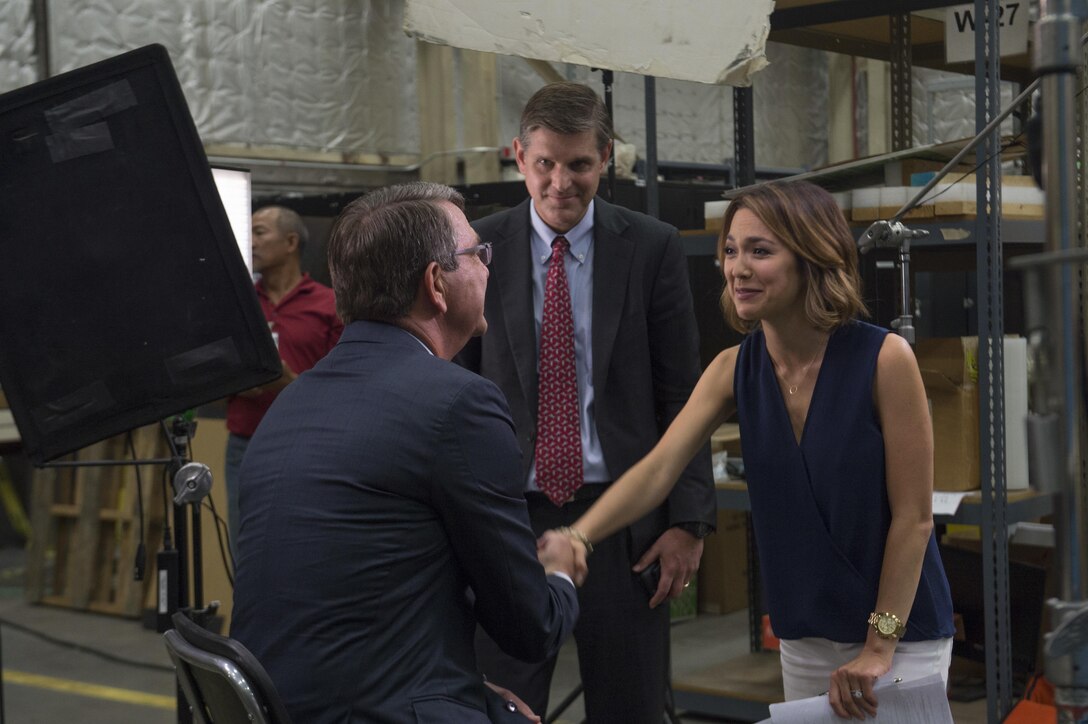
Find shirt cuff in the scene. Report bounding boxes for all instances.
[674,521,715,539]
[547,571,575,588]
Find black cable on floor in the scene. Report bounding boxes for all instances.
[0,616,175,674]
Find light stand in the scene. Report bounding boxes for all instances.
[857,221,929,344]
[855,76,1042,343]
[156,417,218,724]
[1007,2,1088,721]
[32,415,215,724]
[172,460,213,615]
[592,67,616,202]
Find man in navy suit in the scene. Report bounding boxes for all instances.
[231,182,580,723]
[458,82,716,722]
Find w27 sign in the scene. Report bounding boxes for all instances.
[945,2,1028,64]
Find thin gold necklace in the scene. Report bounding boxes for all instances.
[775,344,825,395]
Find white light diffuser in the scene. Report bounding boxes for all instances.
[211,166,253,274]
[404,0,772,86]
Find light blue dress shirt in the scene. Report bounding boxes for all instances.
[527,199,608,491]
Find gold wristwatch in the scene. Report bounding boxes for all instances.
[868,611,906,639]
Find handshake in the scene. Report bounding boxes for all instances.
[536,526,592,586]
[536,522,702,610]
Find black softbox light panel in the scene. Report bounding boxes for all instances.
[0,44,282,464]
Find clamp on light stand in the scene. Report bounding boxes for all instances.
[855,59,1050,346]
[1045,598,1088,715]
[170,461,216,620]
[157,419,218,724]
[158,417,194,633]
[856,220,929,345]
[167,461,218,724]
[172,461,212,504]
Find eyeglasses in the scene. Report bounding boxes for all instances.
[454,242,492,266]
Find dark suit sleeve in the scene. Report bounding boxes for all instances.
[431,374,577,662]
[648,228,717,528]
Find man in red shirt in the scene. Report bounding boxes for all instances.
[225,206,343,556]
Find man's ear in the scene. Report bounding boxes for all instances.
[285,232,301,255]
[599,140,613,169]
[420,261,448,315]
[513,136,528,175]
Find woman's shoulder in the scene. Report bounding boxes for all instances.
[704,344,742,385]
[875,330,918,370]
[699,345,743,411]
[837,320,914,359]
[831,320,892,359]
[839,319,890,341]
[711,344,742,369]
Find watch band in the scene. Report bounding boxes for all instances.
[868,611,906,639]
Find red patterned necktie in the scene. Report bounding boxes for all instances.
[536,236,582,506]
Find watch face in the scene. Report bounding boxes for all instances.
[877,616,898,635]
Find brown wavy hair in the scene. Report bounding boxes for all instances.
[717,181,867,333]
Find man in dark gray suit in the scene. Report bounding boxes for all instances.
[458,82,716,723]
[231,182,580,723]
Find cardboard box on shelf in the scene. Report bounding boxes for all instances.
[704,200,728,232]
[697,509,749,615]
[850,187,879,222]
[918,341,978,492]
[915,336,1029,492]
[852,177,1042,222]
[928,176,1043,218]
[711,423,742,458]
[851,186,934,223]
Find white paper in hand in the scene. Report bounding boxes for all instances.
[762,673,952,723]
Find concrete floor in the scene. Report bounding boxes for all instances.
[0,545,993,724]
[0,546,175,724]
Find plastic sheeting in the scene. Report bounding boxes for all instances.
[0,0,1008,177]
[912,65,1017,146]
[0,0,38,95]
[403,0,772,87]
[0,0,828,171]
[496,42,830,170]
[42,0,420,156]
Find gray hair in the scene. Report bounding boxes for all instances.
[254,205,309,254]
[327,182,466,324]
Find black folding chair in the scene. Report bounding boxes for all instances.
[163,610,293,724]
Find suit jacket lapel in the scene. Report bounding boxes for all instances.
[591,199,634,393]
[492,199,539,415]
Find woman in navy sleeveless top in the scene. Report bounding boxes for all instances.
[565,181,954,718]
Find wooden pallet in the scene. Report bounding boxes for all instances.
[25,424,166,618]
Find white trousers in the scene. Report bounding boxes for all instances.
[778,637,954,701]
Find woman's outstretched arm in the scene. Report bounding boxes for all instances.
[569,346,740,550]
